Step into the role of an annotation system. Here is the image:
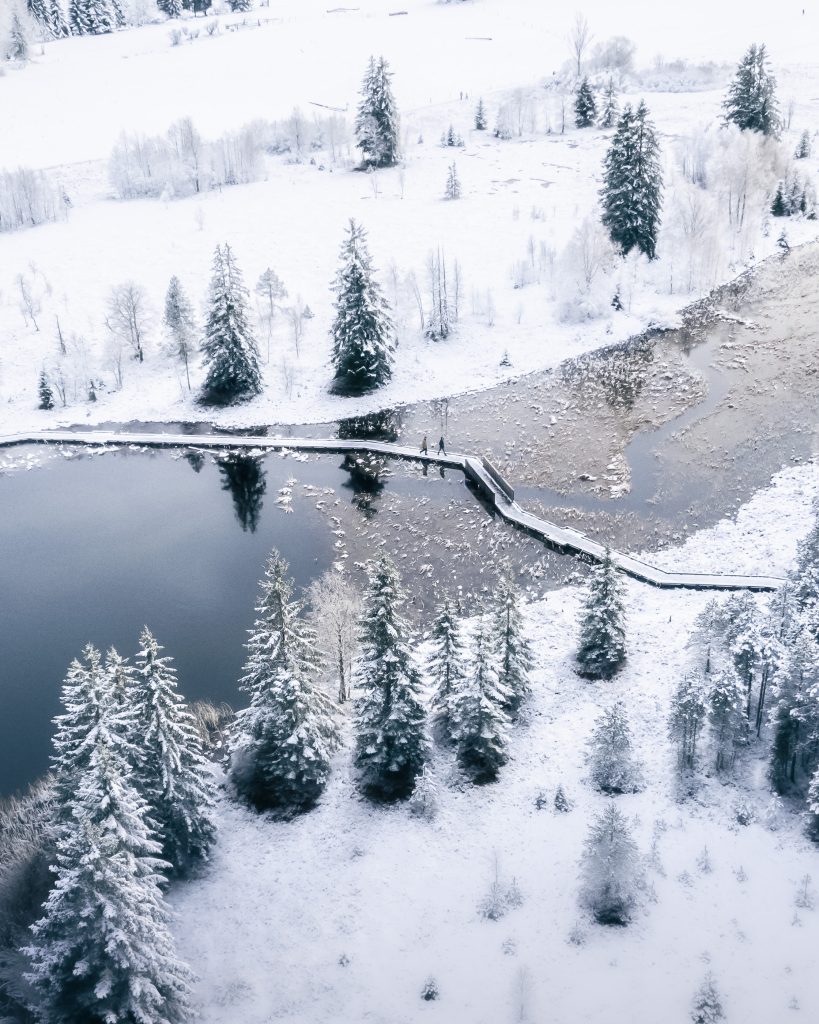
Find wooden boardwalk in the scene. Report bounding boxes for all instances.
[0,429,785,593]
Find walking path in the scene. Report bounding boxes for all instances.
[0,429,785,592]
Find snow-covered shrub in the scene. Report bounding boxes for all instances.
[479,857,523,921]
[421,977,439,1001]
[690,973,725,1023]
[408,765,439,821]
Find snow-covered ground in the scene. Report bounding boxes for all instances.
[2,0,819,433]
[171,457,819,1024]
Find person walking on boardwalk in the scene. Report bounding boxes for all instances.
[437,436,446,456]
[420,435,428,455]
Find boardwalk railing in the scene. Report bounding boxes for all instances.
[0,429,786,593]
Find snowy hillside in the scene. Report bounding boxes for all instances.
[172,461,819,1024]
[1,0,819,432]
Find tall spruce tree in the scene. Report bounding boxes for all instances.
[132,628,216,875]
[599,78,618,128]
[708,667,747,773]
[330,219,394,395]
[576,549,627,680]
[25,738,193,1024]
[600,101,663,260]
[37,369,54,410]
[587,701,644,794]
[51,645,134,813]
[354,555,428,801]
[157,0,184,15]
[723,43,780,137]
[163,275,196,391]
[199,243,262,406]
[354,55,400,168]
[578,802,642,926]
[474,97,487,131]
[230,551,339,813]
[27,0,70,38]
[427,596,468,743]
[453,615,512,785]
[574,77,597,128]
[493,572,533,717]
[669,674,708,774]
[769,623,819,794]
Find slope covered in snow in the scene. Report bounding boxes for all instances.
[1,0,818,433]
[171,460,819,1024]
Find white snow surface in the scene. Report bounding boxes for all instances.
[1,0,819,433]
[172,459,819,1024]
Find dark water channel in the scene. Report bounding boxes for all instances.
[0,447,484,795]
[0,325,743,795]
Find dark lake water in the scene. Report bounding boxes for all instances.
[0,446,478,796]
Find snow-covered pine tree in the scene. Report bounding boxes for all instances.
[444,162,461,200]
[354,55,400,168]
[599,77,618,128]
[103,646,143,752]
[771,182,787,217]
[427,596,468,742]
[668,674,708,773]
[7,7,29,59]
[576,548,626,680]
[474,97,487,131]
[769,622,819,794]
[199,243,262,406]
[578,802,642,926]
[721,592,761,719]
[587,701,644,794]
[227,0,251,11]
[574,77,597,128]
[354,555,429,801]
[796,129,812,160]
[330,219,394,395]
[157,0,184,16]
[69,0,118,35]
[109,0,124,26]
[792,507,819,610]
[708,666,747,772]
[807,762,819,840]
[25,738,193,1024]
[131,627,216,875]
[453,615,512,785]
[164,275,197,391]
[723,43,780,137]
[600,100,663,260]
[230,551,339,813]
[37,369,53,410]
[50,645,122,812]
[691,974,725,1024]
[27,0,70,38]
[493,572,533,717]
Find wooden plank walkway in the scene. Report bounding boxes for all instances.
[0,429,786,593]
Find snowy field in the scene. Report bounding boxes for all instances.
[1,0,819,433]
[172,459,819,1024]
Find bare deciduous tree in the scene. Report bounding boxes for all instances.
[106,282,148,362]
[308,571,361,703]
[568,12,593,78]
[16,272,41,332]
